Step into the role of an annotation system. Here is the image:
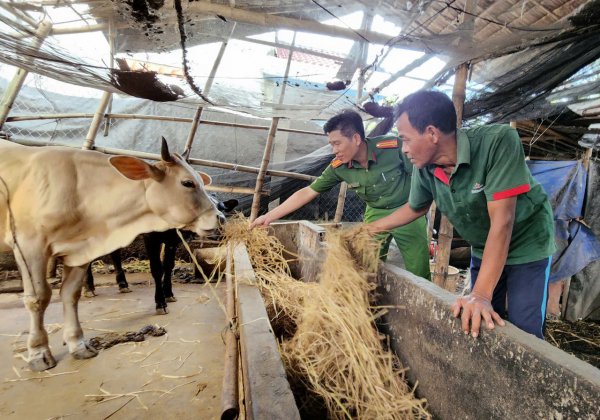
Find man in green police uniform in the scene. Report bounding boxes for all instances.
[369,90,556,340]
[249,110,431,280]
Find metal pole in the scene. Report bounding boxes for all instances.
[0,20,53,128]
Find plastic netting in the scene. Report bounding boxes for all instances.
[0,66,367,222]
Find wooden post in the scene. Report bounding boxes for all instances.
[433,62,468,289]
[583,147,593,171]
[427,201,437,244]
[334,182,348,223]
[250,118,280,221]
[82,91,111,150]
[0,20,52,128]
[184,23,235,156]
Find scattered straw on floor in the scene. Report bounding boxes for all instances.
[219,216,429,420]
[545,318,600,368]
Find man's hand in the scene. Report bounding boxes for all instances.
[248,214,273,230]
[452,291,505,338]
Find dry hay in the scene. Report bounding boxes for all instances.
[219,216,429,420]
[545,318,600,369]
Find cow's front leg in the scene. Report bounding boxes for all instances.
[14,246,56,371]
[144,236,167,314]
[82,264,97,298]
[61,264,98,359]
[109,250,130,293]
[163,246,177,303]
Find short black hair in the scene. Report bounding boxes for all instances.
[394,90,457,135]
[323,110,365,141]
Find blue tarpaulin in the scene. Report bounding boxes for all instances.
[527,161,600,286]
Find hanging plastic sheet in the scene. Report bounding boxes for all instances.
[526,160,600,291]
[565,160,600,321]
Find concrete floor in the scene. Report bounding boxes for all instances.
[0,275,227,420]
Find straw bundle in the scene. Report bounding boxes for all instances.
[220,217,429,419]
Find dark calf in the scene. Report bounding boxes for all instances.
[84,197,239,314]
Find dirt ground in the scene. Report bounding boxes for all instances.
[0,275,227,420]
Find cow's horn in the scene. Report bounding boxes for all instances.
[161,137,173,163]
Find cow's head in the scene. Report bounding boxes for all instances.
[109,138,223,236]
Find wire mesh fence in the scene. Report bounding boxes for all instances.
[0,64,367,223]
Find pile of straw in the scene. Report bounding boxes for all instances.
[220,217,429,419]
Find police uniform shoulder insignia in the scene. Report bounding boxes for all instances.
[331,158,342,168]
[376,139,398,149]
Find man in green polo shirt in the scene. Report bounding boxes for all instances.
[369,90,556,340]
[249,110,431,280]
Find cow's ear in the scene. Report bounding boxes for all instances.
[222,199,239,213]
[109,156,165,181]
[197,172,211,186]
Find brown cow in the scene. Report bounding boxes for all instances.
[0,138,223,371]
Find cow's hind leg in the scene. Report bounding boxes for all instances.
[109,250,131,293]
[61,264,98,359]
[144,236,168,314]
[13,247,56,371]
[163,245,177,303]
[82,264,97,298]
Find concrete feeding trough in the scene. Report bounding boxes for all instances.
[236,221,600,419]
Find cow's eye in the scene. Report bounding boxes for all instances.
[181,180,195,188]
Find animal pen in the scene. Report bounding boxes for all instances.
[1,0,600,419]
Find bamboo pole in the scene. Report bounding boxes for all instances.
[221,241,239,420]
[182,2,408,47]
[9,137,316,182]
[0,2,39,29]
[583,147,593,171]
[427,201,437,244]
[82,91,111,150]
[334,22,371,223]
[102,16,115,137]
[9,5,431,54]
[185,106,204,156]
[250,118,280,221]
[5,113,327,136]
[184,24,235,157]
[357,55,432,104]
[333,182,348,223]
[0,20,52,128]
[205,184,268,196]
[433,62,468,289]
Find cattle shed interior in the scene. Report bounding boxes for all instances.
[1,0,600,419]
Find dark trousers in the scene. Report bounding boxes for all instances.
[470,255,551,339]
